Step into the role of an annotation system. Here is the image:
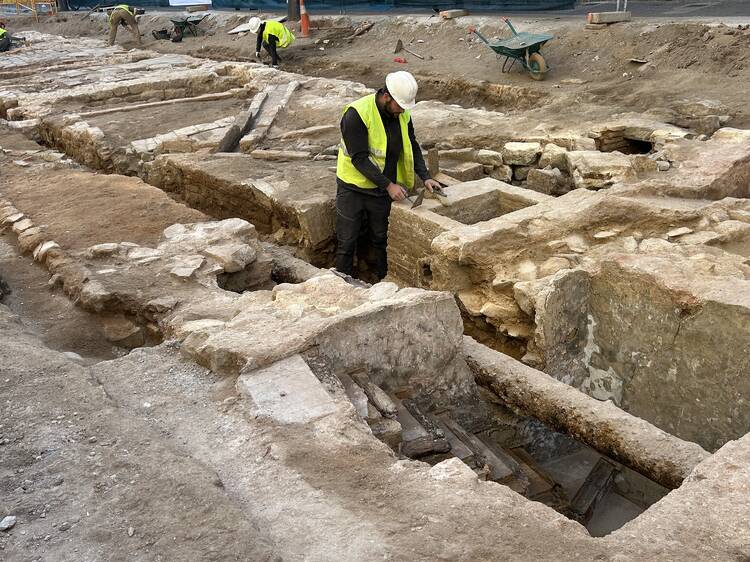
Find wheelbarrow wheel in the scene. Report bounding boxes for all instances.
[527,52,547,80]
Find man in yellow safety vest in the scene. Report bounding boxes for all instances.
[248,17,295,69]
[335,71,440,280]
[108,4,141,47]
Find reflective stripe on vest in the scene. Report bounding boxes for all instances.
[336,94,415,190]
[262,20,295,49]
[110,5,133,24]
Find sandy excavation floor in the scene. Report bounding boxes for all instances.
[1,8,750,561]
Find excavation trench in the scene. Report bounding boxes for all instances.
[0,150,695,541]
[26,88,728,455]
[3,35,735,544]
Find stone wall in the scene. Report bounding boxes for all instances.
[587,257,750,452]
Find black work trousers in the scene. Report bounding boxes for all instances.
[335,185,392,280]
[262,40,280,66]
[0,35,10,52]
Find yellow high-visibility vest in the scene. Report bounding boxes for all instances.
[262,20,295,49]
[0,28,6,39]
[109,5,133,24]
[336,93,415,190]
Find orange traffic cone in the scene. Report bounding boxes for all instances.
[300,0,310,38]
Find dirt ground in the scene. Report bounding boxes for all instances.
[18,13,750,127]
[0,306,277,561]
[0,234,116,363]
[1,158,208,253]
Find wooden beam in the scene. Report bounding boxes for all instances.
[570,458,618,524]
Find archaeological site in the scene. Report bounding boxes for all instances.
[1,1,749,560]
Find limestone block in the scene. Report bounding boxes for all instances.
[566,150,635,189]
[18,227,44,253]
[672,115,722,136]
[429,457,478,483]
[502,142,541,166]
[711,128,750,143]
[672,99,729,119]
[538,143,568,169]
[0,206,20,222]
[439,148,477,162]
[713,220,750,242]
[11,218,34,234]
[632,155,659,174]
[475,149,504,167]
[33,240,59,262]
[526,167,564,195]
[236,354,337,424]
[86,243,125,259]
[539,257,571,277]
[587,11,631,24]
[679,231,720,245]
[169,255,205,278]
[514,166,530,181]
[489,165,512,182]
[101,316,145,349]
[442,161,485,182]
[666,227,693,240]
[202,243,257,273]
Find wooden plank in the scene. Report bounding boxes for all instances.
[570,458,618,524]
[394,398,429,442]
[403,400,445,439]
[476,434,528,494]
[401,435,450,458]
[338,373,368,419]
[351,371,398,419]
[434,419,475,466]
[507,447,556,499]
[439,415,514,482]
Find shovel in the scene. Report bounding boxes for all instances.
[394,39,424,60]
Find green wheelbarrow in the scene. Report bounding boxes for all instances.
[170,14,208,38]
[469,17,553,81]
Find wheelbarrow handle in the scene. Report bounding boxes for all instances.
[468,26,491,46]
[502,16,519,37]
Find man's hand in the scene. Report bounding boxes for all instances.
[423,179,441,193]
[386,182,408,201]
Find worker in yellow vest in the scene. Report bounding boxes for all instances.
[248,17,295,69]
[108,4,141,47]
[335,71,440,280]
[0,25,10,52]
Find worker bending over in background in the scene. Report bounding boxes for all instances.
[0,24,10,52]
[248,17,295,69]
[335,71,440,280]
[108,4,141,47]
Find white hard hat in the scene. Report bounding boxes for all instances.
[385,71,418,110]
[248,16,261,34]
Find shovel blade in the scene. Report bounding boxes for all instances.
[394,39,404,54]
